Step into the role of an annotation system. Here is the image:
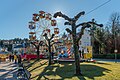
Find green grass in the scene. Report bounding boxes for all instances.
[23,59,120,80]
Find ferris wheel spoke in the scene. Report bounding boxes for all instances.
[29,11,59,42]
[41,19,47,29]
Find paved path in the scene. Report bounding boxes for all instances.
[0,61,17,80]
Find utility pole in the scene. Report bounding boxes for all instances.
[54,11,103,75]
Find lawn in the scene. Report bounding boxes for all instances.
[23,59,120,80]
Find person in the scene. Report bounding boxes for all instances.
[63,50,68,58]
[11,54,14,62]
[18,55,22,64]
[81,48,84,58]
[83,47,89,59]
[9,54,12,62]
[14,54,17,64]
[57,50,68,59]
[79,45,83,59]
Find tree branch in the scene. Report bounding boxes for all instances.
[64,22,71,25]
[76,22,91,28]
[87,21,103,27]
[50,34,55,40]
[43,33,49,40]
[54,12,72,22]
[77,23,91,42]
[50,41,61,46]
[31,42,37,48]
[66,28,72,34]
[74,11,85,21]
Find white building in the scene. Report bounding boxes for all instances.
[80,29,91,47]
[12,44,24,54]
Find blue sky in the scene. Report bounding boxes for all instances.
[0,0,119,39]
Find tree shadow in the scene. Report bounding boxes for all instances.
[95,62,111,65]
[1,62,13,68]
[30,62,111,80]
[0,69,7,72]
[88,61,111,65]
[33,64,60,80]
[24,59,41,69]
[80,64,111,79]
[0,67,17,78]
[29,60,48,72]
[1,64,16,69]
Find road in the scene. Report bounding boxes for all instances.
[0,61,17,80]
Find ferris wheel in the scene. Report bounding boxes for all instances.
[28,11,59,42]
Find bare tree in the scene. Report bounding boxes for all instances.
[107,12,120,53]
[54,11,102,75]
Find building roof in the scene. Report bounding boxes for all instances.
[14,44,23,48]
[0,51,8,54]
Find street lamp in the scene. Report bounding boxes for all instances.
[114,28,118,63]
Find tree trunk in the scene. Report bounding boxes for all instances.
[72,23,82,75]
[37,45,40,59]
[48,40,52,65]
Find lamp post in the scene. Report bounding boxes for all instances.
[54,11,103,75]
[114,28,117,63]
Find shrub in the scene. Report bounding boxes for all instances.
[93,53,120,59]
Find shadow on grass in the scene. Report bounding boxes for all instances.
[29,61,48,72]
[95,62,111,65]
[30,61,111,80]
[24,59,41,69]
[32,64,60,80]
[80,64,111,79]
[2,62,13,68]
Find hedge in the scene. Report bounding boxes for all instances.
[93,53,120,59]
